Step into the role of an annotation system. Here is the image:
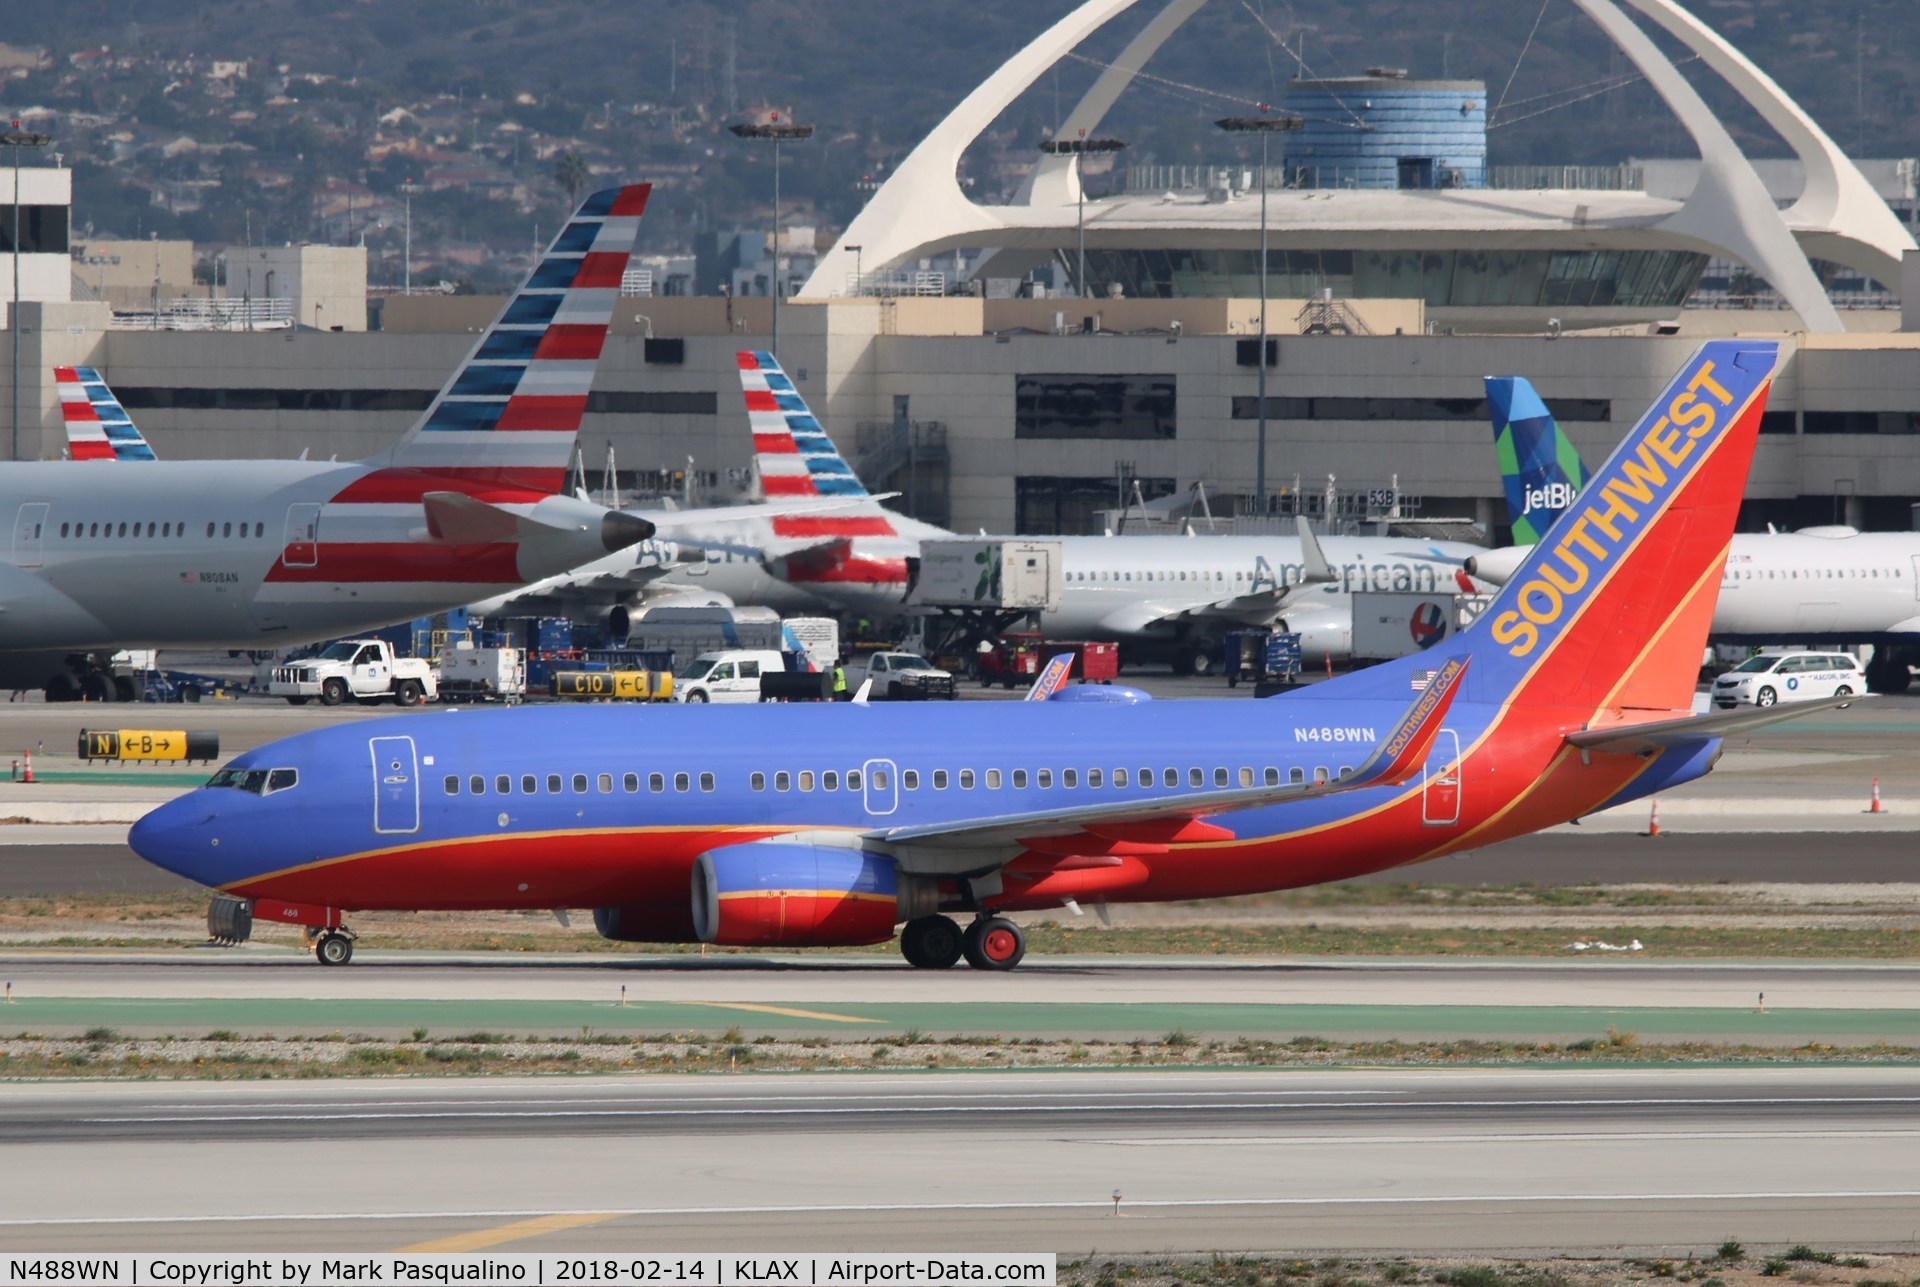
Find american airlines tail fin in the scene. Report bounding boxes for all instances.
[1487,375,1588,545]
[1464,341,1777,714]
[54,366,156,462]
[374,184,651,491]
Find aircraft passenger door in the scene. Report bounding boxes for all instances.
[283,504,321,568]
[12,503,48,569]
[1421,729,1461,827]
[863,757,898,817]
[370,735,420,834]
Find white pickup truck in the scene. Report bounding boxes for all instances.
[860,651,956,701]
[270,639,439,707]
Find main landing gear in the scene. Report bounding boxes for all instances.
[899,914,1026,970]
[305,926,357,966]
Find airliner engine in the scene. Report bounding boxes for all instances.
[1279,603,1353,661]
[690,841,937,946]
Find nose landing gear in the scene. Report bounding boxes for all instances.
[303,925,358,966]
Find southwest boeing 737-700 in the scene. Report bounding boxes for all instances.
[129,340,1842,969]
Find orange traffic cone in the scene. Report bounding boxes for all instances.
[21,751,33,784]
[1870,778,1884,814]
[1646,798,1660,837]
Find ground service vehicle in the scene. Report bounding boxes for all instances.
[134,342,1857,972]
[861,651,956,700]
[271,640,438,707]
[1224,630,1302,689]
[434,643,527,703]
[673,649,788,704]
[1711,651,1864,708]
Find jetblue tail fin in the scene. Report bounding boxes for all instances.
[1487,375,1587,545]
[55,366,155,461]
[376,184,651,490]
[1464,341,1777,714]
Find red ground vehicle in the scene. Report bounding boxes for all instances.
[974,634,1118,688]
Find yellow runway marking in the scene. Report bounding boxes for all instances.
[397,1211,624,1253]
[692,1001,882,1025]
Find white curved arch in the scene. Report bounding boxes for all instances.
[1570,0,1842,331]
[1026,0,1210,208]
[800,0,1152,297]
[1618,0,1913,290]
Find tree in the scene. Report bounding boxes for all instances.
[553,150,588,208]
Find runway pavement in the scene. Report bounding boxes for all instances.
[2,1067,1917,1255]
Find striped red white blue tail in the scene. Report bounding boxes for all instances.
[55,366,155,461]
[377,184,651,490]
[738,351,875,500]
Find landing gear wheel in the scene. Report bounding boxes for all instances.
[900,915,964,969]
[1187,642,1217,678]
[315,932,354,966]
[114,675,138,703]
[962,916,1026,971]
[393,679,425,707]
[44,673,78,703]
[1755,686,1777,708]
[81,671,116,702]
[320,677,349,707]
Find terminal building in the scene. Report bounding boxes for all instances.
[4,0,1920,540]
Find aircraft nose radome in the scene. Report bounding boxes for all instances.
[128,797,205,881]
[601,510,656,553]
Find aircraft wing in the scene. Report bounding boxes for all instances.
[1566,693,1860,755]
[866,657,1468,870]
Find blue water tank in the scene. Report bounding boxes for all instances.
[1283,74,1486,190]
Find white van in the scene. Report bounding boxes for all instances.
[1711,651,1864,708]
[673,649,788,704]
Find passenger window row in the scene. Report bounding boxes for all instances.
[56,520,266,540]
[444,770,717,797]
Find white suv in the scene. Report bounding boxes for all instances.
[1712,651,1864,709]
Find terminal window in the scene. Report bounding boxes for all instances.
[1016,375,1176,440]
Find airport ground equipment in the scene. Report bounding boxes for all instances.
[673,649,791,703]
[912,539,1063,613]
[435,643,526,703]
[1351,592,1465,662]
[975,634,1117,688]
[269,639,438,707]
[759,670,836,702]
[79,728,219,762]
[1224,630,1302,689]
[859,650,956,701]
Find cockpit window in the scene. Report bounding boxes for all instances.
[206,766,298,795]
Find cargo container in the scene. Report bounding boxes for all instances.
[1351,592,1462,661]
[911,540,1062,612]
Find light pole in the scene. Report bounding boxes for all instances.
[399,179,424,294]
[1037,134,1126,299]
[6,124,50,463]
[1216,111,1303,513]
[729,114,814,358]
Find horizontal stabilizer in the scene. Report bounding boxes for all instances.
[1566,693,1861,755]
[423,491,655,550]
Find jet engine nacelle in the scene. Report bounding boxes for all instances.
[608,604,631,643]
[690,841,935,947]
[1461,546,1527,586]
[1278,604,1353,662]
